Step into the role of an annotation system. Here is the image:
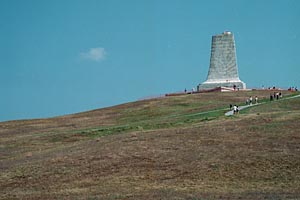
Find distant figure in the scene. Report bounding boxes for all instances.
[233,105,239,114]
[255,96,258,104]
[296,87,298,91]
[233,105,237,114]
[192,88,195,94]
[249,96,253,105]
[246,99,249,105]
[229,104,233,110]
[276,92,279,100]
[184,88,187,93]
[270,94,273,101]
[233,84,237,90]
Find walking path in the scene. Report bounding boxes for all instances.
[225,104,257,116]
[225,94,300,116]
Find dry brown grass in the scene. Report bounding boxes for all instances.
[1,90,300,199]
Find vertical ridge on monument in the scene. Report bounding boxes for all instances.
[198,31,246,91]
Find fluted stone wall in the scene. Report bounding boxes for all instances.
[198,32,246,90]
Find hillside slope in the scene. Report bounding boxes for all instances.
[1,90,300,199]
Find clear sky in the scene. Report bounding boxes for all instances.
[1,0,299,122]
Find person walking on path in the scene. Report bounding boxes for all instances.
[233,105,239,114]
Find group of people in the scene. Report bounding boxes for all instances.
[246,96,258,105]
[184,88,196,94]
[288,87,298,91]
[270,92,282,101]
[229,96,259,115]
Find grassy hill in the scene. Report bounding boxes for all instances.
[1,90,300,199]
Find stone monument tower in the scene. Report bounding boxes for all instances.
[198,31,246,91]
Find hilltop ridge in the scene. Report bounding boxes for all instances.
[1,90,300,199]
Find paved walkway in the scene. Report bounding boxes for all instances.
[225,94,300,116]
[225,104,258,116]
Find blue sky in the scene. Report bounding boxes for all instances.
[1,0,299,121]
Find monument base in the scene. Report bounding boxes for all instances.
[197,79,246,91]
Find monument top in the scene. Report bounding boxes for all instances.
[223,31,232,35]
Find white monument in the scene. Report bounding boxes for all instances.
[198,31,246,91]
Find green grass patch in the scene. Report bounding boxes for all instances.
[76,107,227,138]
